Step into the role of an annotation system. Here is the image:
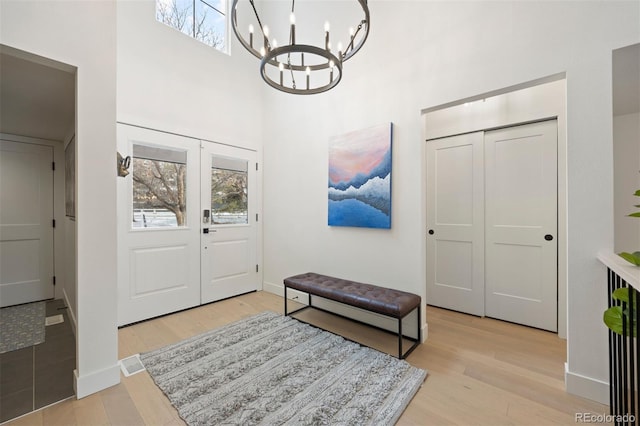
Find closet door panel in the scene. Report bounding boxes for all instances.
[484,120,558,332]
[426,132,485,316]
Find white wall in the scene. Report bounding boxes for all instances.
[614,112,640,253]
[116,0,264,149]
[0,0,119,397]
[261,0,640,403]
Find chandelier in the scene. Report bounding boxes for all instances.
[231,0,370,95]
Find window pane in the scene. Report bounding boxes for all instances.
[211,158,248,225]
[132,147,187,229]
[156,0,195,39]
[195,0,226,50]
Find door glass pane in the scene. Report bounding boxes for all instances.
[132,145,188,228]
[211,156,248,225]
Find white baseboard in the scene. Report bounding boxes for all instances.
[565,363,609,405]
[74,364,120,399]
[62,288,77,337]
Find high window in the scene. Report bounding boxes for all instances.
[156,0,227,52]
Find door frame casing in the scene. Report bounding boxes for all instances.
[421,77,567,338]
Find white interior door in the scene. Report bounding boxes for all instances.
[200,142,258,304]
[117,125,201,326]
[484,120,558,332]
[426,132,485,316]
[0,140,54,307]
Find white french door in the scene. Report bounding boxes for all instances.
[117,125,260,326]
[426,132,485,316]
[484,120,558,332]
[0,140,54,307]
[426,120,558,332]
[200,143,258,303]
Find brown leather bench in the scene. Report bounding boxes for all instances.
[283,272,421,359]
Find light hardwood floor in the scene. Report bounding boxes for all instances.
[5,291,608,425]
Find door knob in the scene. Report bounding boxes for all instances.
[544,234,554,241]
[428,229,434,235]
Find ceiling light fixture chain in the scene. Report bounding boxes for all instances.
[231,0,370,95]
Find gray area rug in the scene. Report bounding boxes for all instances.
[141,311,427,425]
[0,301,46,354]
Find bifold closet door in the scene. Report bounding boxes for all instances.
[484,120,558,332]
[426,132,485,316]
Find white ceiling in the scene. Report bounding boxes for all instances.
[0,46,75,142]
[0,42,636,143]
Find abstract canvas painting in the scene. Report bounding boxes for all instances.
[328,123,392,229]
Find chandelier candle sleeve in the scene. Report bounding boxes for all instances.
[290,13,296,45]
[325,21,330,51]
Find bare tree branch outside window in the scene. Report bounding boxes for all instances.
[156,0,225,50]
[133,159,187,226]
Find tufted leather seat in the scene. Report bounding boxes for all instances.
[283,272,421,319]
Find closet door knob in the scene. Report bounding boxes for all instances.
[428,229,434,235]
[544,234,554,241]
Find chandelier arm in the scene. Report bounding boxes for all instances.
[248,0,270,50]
[287,0,296,88]
[344,20,366,55]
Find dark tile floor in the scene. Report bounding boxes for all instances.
[0,299,76,423]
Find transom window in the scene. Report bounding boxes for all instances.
[156,0,228,52]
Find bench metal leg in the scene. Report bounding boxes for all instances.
[284,285,288,315]
[283,285,311,317]
[398,317,403,359]
[400,305,421,360]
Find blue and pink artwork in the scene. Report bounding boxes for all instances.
[328,123,393,229]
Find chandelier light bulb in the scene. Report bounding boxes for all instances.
[263,25,269,37]
[259,46,266,57]
[290,13,296,25]
[272,38,278,49]
[306,66,311,76]
[249,24,254,34]
[324,21,330,32]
